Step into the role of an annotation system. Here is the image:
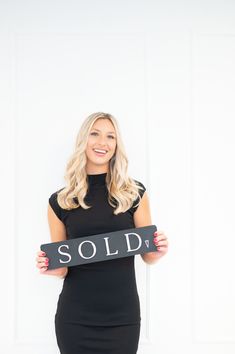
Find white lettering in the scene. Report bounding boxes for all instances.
[103,237,119,256]
[78,240,96,259]
[124,232,142,252]
[58,245,72,263]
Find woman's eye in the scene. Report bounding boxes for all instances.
[90,132,115,139]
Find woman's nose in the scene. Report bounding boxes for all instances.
[97,135,107,145]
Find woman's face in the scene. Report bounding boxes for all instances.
[85,118,117,172]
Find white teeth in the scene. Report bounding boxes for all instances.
[94,149,107,154]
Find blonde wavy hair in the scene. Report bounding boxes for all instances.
[57,112,144,215]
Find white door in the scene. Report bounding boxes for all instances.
[0,1,234,353]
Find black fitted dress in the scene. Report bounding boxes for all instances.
[48,172,146,354]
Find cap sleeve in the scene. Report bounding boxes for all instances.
[130,180,146,213]
[48,190,63,221]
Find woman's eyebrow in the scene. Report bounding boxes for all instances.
[91,128,116,134]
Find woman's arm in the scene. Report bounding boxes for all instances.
[133,192,168,264]
[36,204,68,278]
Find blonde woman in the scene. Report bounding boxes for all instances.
[36,112,168,354]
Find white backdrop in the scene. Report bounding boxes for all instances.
[0,1,235,353]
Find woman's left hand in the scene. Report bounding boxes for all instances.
[153,230,169,257]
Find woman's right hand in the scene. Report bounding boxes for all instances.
[36,250,50,273]
[36,250,68,278]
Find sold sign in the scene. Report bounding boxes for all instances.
[41,225,157,270]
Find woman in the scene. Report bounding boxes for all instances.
[36,112,168,354]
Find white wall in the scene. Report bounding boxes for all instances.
[0,1,234,353]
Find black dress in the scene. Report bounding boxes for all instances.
[48,172,146,354]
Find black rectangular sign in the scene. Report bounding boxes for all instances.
[41,225,157,269]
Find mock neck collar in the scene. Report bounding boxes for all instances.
[87,172,107,186]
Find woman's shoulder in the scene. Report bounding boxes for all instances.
[132,178,146,197]
[48,187,65,221]
[49,187,65,198]
[128,178,147,213]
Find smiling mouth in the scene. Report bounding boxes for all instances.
[93,149,108,156]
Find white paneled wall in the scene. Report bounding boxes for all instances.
[0,1,234,354]
[192,33,235,344]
